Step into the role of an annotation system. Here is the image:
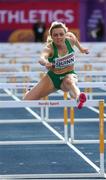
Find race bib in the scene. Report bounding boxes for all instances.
[54,52,75,69]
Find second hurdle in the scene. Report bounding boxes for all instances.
[0,99,105,178]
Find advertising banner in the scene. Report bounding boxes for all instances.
[0,1,79,42]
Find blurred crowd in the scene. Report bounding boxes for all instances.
[32,20,46,42]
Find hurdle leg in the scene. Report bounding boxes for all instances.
[40,72,49,121]
[44,96,49,121]
[64,92,68,142]
[41,107,45,121]
[84,64,92,99]
[99,100,105,177]
[9,59,17,95]
[22,64,30,95]
[70,107,74,143]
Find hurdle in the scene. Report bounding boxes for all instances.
[0,81,106,106]
[0,70,106,77]
[0,81,106,89]
[68,100,106,145]
[1,62,106,72]
[1,81,106,101]
[0,99,105,179]
[0,71,106,85]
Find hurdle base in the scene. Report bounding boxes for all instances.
[69,138,106,144]
[0,172,105,179]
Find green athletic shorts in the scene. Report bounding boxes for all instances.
[47,70,77,89]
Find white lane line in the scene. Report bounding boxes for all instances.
[4,88,41,120]
[88,106,106,117]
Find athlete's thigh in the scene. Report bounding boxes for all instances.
[66,73,78,82]
[25,74,56,100]
[36,74,56,96]
[61,73,78,91]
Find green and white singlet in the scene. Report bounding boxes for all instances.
[47,39,77,89]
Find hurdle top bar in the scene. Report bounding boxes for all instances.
[0,99,104,108]
[0,82,106,89]
[0,71,106,76]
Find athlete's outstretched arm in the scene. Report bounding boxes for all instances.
[75,38,89,54]
[39,46,50,65]
[39,45,54,69]
[67,32,89,54]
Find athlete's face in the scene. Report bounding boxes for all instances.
[51,28,66,45]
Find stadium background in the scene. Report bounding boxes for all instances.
[0,0,106,42]
[0,0,106,178]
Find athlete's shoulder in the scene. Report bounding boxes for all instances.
[66,32,76,38]
[44,43,54,57]
[66,32,77,46]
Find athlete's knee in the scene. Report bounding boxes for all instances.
[63,76,74,87]
[23,90,37,100]
[23,91,30,100]
[69,87,80,99]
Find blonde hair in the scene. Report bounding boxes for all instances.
[47,21,68,43]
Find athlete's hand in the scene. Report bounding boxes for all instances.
[45,62,53,69]
[80,48,89,54]
[39,57,53,69]
[39,59,47,66]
